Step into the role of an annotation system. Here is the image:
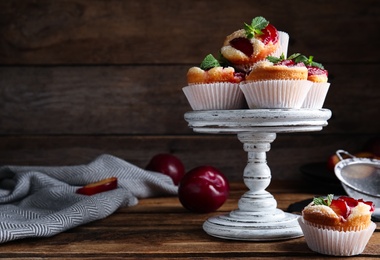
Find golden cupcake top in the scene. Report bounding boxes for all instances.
[245,55,308,81]
[267,53,328,83]
[302,194,375,231]
[187,54,245,84]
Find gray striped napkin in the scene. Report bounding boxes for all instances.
[0,154,178,243]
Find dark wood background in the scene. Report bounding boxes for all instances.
[0,0,379,181]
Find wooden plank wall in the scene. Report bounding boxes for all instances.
[0,0,379,181]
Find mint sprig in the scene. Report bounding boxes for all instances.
[244,16,269,39]
[267,52,325,69]
[200,54,221,70]
[291,53,324,69]
[313,194,334,206]
[288,53,303,61]
[267,53,286,63]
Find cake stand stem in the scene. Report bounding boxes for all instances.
[203,132,303,241]
[237,132,277,211]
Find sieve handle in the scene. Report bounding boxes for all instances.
[335,149,355,161]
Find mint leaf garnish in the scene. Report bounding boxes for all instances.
[267,53,285,63]
[200,54,220,70]
[291,54,325,69]
[310,60,324,69]
[287,53,301,60]
[294,55,312,65]
[244,16,269,39]
[266,56,281,63]
[326,194,334,205]
[313,194,333,206]
[313,197,326,205]
[266,52,326,69]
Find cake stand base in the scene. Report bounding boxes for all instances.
[185,109,332,241]
[203,209,302,241]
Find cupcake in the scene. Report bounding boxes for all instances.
[220,16,284,73]
[287,54,331,109]
[183,54,246,110]
[239,54,312,109]
[298,194,376,256]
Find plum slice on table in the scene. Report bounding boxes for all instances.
[76,177,118,196]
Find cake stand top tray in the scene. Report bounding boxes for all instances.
[184,108,332,134]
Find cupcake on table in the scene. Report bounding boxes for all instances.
[298,194,376,256]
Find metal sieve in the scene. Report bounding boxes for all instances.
[334,150,380,219]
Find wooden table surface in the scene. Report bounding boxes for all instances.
[0,181,378,259]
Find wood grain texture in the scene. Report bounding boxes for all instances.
[0,0,378,257]
[0,0,379,181]
[0,64,378,135]
[0,134,373,181]
[0,182,378,259]
[0,0,379,64]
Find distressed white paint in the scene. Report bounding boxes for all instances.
[184,109,332,241]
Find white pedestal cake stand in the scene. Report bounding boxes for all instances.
[184,108,332,241]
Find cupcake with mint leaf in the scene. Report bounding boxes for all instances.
[183,54,246,110]
[240,53,312,109]
[287,53,330,109]
[220,16,289,73]
[299,194,376,256]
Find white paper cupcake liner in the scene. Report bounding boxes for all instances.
[302,82,330,109]
[240,79,312,109]
[182,83,245,110]
[272,31,290,58]
[298,217,376,256]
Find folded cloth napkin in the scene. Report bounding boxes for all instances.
[0,154,178,243]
